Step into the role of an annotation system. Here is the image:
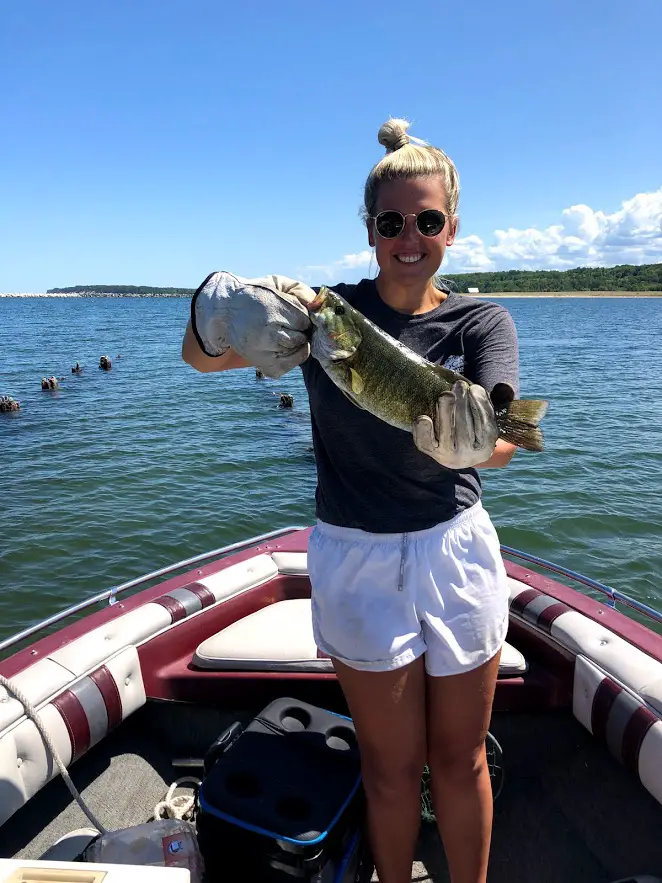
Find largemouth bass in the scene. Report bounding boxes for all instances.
[306,286,548,452]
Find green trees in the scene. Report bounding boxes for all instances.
[440,262,662,293]
[47,262,662,296]
[46,285,194,295]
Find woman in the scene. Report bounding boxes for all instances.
[182,118,520,883]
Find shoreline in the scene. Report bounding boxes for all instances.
[474,291,662,298]
[0,292,82,298]
[1,291,661,299]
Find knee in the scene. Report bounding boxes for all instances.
[361,752,426,802]
[428,742,486,787]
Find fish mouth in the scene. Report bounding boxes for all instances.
[308,288,329,313]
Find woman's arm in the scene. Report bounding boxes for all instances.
[181,321,252,373]
[469,308,521,469]
[476,439,516,469]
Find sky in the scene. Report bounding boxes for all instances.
[1,0,661,292]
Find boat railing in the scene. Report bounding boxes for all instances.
[1,530,660,656]
[0,526,306,655]
[501,544,662,626]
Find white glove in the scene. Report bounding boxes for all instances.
[412,380,499,469]
[192,271,314,378]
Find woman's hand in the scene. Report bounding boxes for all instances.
[412,381,499,469]
[192,272,315,378]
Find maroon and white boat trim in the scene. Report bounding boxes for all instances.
[0,527,660,831]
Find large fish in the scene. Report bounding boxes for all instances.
[305,286,548,452]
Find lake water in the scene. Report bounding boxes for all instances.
[1,295,661,643]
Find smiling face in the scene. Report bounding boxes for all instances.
[368,176,457,286]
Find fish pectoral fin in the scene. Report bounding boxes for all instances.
[349,368,364,395]
[341,389,366,410]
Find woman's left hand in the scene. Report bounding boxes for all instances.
[412,380,499,469]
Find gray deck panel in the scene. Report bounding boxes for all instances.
[2,704,662,882]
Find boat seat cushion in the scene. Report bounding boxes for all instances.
[509,579,662,716]
[192,599,528,676]
[0,645,145,828]
[50,556,280,677]
[194,599,332,672]
[0,658,76,735]
[573,654,662,807]
[270,552,308,576]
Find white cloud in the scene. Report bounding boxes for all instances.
[298,250,374,284]
[443,234,494,271]
[446,187,662,273]
[306,188,662,280]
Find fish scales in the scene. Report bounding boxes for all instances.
[307,287,548,453]
[331,324,455,431]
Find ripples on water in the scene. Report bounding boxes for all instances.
[0,295,661,639]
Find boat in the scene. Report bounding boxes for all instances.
[1,524,661,882]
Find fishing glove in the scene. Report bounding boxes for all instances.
[192,271,314,378]
[412,380,499,469]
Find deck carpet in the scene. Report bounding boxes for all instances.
[3,703,662,882]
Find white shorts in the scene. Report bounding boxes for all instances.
[308,502,510,677]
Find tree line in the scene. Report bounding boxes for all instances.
[48,262,662,296]
[47,285,194,295]
[439,262,662,293]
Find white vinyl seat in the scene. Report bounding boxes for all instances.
[0,646,146,828]
[193,599,529,676]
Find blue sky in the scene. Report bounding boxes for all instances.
[1,0,661,292]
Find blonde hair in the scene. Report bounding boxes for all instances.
[362,118,460,222]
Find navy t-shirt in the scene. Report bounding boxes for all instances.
[299,279,520,533]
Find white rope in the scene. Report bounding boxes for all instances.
[0,673,109,834]
[0,673,202,836]
[153,777,201,821]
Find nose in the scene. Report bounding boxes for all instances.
[401,215,421,241]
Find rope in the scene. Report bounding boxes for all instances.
[0,671,206,846]
[153,777,201,821]
[0,673,109,834]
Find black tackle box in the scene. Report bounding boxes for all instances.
[196,697,370,882]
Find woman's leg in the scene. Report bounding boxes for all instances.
[333,655,427,883]
[425,651,501,883]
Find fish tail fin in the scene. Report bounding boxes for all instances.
[496,399,549,452]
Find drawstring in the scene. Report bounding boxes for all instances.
[397,533,408,591]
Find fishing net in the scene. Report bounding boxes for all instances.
[420,731,504,823]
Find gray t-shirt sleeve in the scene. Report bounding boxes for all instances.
[465,307,520,403]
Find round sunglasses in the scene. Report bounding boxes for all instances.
[370,209,446,239]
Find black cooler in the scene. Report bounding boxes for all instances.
[196,697,369,882]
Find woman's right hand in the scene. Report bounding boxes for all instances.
[412,380,499,469]
[191,271,315,378]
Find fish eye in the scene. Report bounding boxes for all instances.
[334,305,345,315]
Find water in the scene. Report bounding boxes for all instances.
[1,295,661,642]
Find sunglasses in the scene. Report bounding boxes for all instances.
[370,209,447,239]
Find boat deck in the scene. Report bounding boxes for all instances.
[2,700,662,882]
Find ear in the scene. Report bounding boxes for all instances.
[367,219,375,248]
[445,216,458,247]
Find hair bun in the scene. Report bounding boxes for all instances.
[377,118,411,153]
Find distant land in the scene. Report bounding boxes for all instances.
[45,285,193,297]
[440,261,662,293]
[37,262,662,297]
